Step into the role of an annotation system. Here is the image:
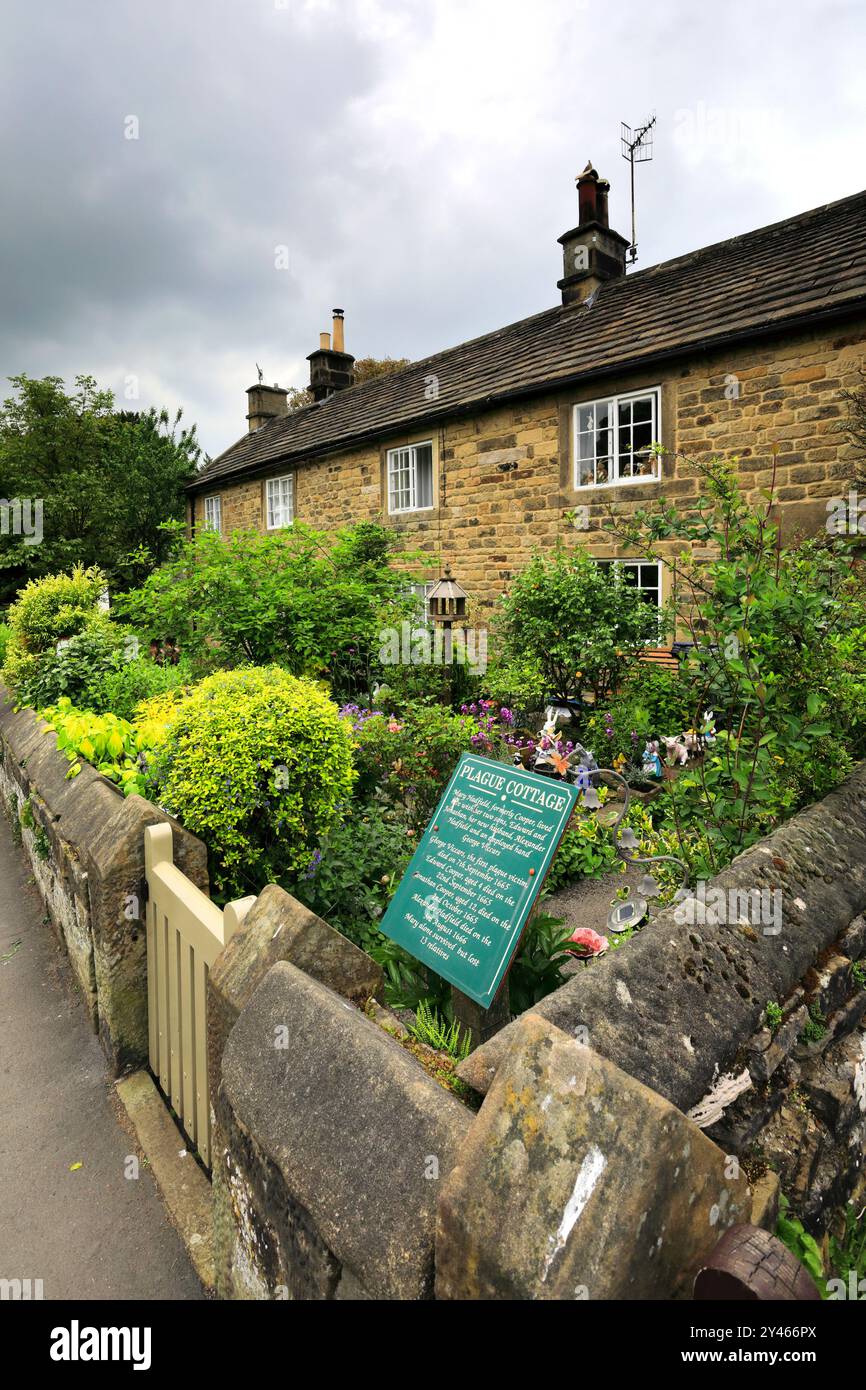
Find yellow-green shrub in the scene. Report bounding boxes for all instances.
[40,698,157,797]
[146,666,356,896]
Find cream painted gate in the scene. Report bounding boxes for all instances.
[144,823,255,1168]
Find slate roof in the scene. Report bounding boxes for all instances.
[190,189,866,493]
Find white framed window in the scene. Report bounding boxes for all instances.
[598,558,663,610]
[406,580,434,625]
[266,474,294,529]
[387,441,434,514]
[573,388,661,488]
[203,495,222,532]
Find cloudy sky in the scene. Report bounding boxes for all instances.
[2,0,864,459]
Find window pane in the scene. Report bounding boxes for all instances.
[415,445,433,508]
[576,431,594,486]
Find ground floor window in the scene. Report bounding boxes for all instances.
[598,558,663,610]
[266,474,294,529]
[387,442,434,513]
[203,495,222,532]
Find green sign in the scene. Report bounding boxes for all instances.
[379,754,580,1008]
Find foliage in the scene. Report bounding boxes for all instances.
[798,1002,827,1045]
[507,912,575,1014]
[606,452,866,873]
[1,564,108,694]
[82,653,193,721]
[776,1193,827,1295]
[117,521,412,699]
[0,375,199,603]
[407,1000,471,1061]
[479,652,548,718]
[765,1000,784,1032]
[39,698,162,797]
[292,803,416,949]
[145,666,355,896]
[346,702,488,830]
[352,356,411,384]
[0,623,10,668]
[496,543,662,704]
[13,621,127,710]
[544,815,620,893]
[828,1202,866,1299]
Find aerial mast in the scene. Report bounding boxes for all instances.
[620,114,656,265]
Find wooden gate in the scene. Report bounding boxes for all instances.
[144,823,255,1168]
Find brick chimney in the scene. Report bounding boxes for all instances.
[246,380,289,432]
[557,161,629,305]
[307,309,355,402]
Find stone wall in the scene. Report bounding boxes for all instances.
[192,319,866,614]
[0,686,209,1074]
[211,763,866,1300]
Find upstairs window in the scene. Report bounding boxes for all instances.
[203,495,222,533]
[387,442,434,514]
[574,388,661,488]
[266,474,294,529]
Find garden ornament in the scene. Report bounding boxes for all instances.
[642,740,663,777]
[662,734,689,766]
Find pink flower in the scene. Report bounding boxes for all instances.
[567,927,608,958]
[388,719,402,733]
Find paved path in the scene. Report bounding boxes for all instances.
[0,815,204,1300]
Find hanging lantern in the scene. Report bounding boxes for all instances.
[636,873,661,899]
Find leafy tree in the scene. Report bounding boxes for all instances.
[0,374,200,605]
[606,450,866,869]
[116,521,412,698]
[495,543,662,704]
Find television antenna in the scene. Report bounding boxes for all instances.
[620,114,656,265]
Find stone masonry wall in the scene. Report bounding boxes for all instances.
[0,686,209,1075]
[193,318,866,616]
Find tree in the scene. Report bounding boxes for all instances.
[496,544,662,704]
[0,375,200,606]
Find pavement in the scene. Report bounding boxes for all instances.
[0,813,205,1300]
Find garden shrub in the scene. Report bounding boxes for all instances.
[293,803,416,949]
[345,701,496,830]
[495,544,662,704]
[0,622,10,668]
[1,564,108,695]
[116,522,414,699]
[14,620,127,710]
[608,452,866,871]
[146,666,355,896]
[40,698,160,797]
[83,652,193,720]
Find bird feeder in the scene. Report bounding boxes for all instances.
[427,566,468,626]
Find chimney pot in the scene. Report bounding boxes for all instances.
[332,309,345,354]
[556,161,628,305]
[320,331,331,350]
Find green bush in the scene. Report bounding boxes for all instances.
[0,622,10,668]
[345,702,485,830]
[293,803,416,949]
[39,698,164,797]
[83,652,193,720]
[147,666,356,896]
[116,522,413,699]
[2,564,107,694]
[14,621,126,709]
[496,544,662,705]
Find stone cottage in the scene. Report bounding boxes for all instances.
[187,165,866,621]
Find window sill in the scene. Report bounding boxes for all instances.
[572,473,661,493]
